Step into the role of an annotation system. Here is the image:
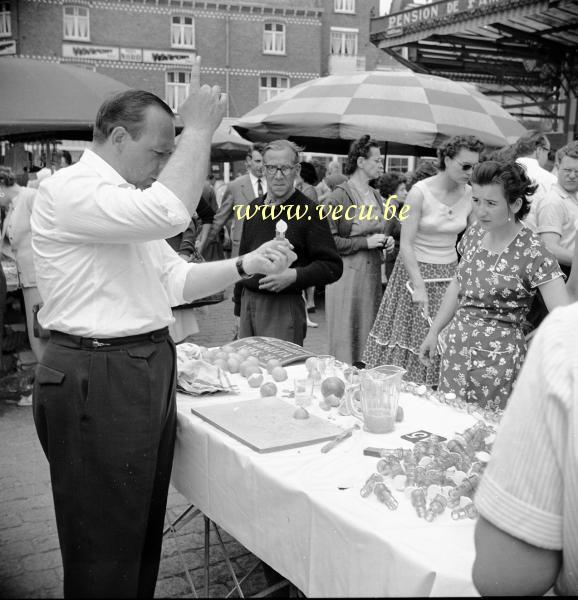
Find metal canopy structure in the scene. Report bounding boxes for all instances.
[370,0,578,138]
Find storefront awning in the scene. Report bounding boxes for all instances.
[370,0,578,132]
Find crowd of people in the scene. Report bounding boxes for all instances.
[1,77,577,596]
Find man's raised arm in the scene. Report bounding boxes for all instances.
[157,57,227,215]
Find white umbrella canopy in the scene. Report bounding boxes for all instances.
[234,71,526,153]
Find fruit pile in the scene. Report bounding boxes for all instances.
[198,345,288,397]
[360,420,495,521]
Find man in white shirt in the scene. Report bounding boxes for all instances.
[205,144,267,258]
[31,75,295,598]
[515,130,556,230]
[535,141,578,277]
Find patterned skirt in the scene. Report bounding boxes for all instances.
[363,255,457,386]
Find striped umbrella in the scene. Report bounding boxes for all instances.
[234,70,526,153]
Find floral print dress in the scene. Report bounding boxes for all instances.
[439,224,563,409]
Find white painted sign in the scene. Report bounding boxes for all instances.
[62,43,119,60]
[0,40,16,56]
[120,47,143,62]
[142,49,196,64]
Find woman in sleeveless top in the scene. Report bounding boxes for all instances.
[363,136,484,385]
[325,136,394,365]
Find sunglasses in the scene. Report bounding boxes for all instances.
[454,160,478,172]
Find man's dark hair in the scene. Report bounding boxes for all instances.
[246,143,266,160]
[299,161,318,186]
[61,150,73,166]
[556,141,578,164]
[437,135,485,171]
[378,171,405,199]
[484,144,517,163]
[93,90,174,144]
[513,129,549,159]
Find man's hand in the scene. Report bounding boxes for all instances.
[384,236,395,252]
[242,239,296,277]
[258,269,297,293]
[177,57,227,137]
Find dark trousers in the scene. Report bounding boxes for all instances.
[33,331,177,598]
[239,288,307,345]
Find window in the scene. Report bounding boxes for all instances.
[334,0,355,13]
[63,5,90,41]
[166,71,191,112]
[330,28,358,56]
[0,2,11,37]
[385,156,411,173]
[171,15,194,48]
[263,22,285,55]
[259,76,289,104]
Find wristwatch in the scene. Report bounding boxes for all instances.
[235,256,252,279]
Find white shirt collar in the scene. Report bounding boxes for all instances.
[249,171,265,189]
[80,148,134,188]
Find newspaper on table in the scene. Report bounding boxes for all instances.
[176,343,237,396]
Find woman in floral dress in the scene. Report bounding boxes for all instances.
[420,161,570,409]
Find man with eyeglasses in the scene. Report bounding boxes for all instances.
[514,130,556,230]
[535,141,578,278]
[233,139,343,345]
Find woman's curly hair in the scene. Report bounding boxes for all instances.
[344,135,380,176]
[471,160,537,221]
[437,135,485,171]
[378,172,405,200]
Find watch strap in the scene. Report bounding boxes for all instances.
[236,256,252,279]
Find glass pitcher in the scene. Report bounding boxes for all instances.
[352,365,406,434]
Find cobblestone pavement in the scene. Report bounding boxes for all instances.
[0,289,329,598]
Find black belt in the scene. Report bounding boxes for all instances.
[50,327,169,349]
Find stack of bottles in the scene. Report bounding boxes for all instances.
[401,382,504,424]
[360,421,496,521]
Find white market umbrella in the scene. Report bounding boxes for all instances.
[234,70,526,153]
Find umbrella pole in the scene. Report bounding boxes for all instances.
[382,141,388,172]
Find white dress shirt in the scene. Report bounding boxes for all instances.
[517,157,557,231]
[31,149,193,337]
[536,182,578,252]
[248,171,267,199]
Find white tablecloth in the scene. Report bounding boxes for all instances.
[172,364,480,597]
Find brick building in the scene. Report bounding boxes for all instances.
[1,0,390,119]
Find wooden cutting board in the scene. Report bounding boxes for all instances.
[191,397,343,453]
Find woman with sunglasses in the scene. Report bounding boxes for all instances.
[364,135,484,385]
[419,161,569,409]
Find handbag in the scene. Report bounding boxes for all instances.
[173,246,226,309]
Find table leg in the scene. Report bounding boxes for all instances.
[204,516,210,598]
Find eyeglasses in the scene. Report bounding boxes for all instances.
[264,164,297,177]
[454,160,478,172]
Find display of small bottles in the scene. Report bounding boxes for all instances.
[359,418,492,522]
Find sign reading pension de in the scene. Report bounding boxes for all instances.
[385,0,505,35]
